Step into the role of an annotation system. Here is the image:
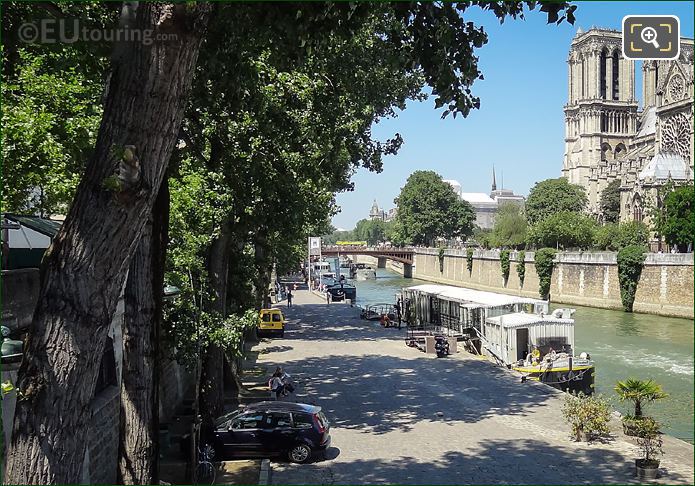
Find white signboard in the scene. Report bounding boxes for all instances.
[308,236,321,256]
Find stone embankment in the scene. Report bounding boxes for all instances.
[365,249,693,319]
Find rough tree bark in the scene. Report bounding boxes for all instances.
[253,230,271,309]
[199,222,231,429]
[4,5,210,483]
[118,179,169,484]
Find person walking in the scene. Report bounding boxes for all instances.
[326,290,331,305]
[287,290,293,307]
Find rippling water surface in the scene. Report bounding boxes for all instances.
[335,262,694,442]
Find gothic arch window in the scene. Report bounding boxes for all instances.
[632,195,643,222]
[601,142,612,161]
[615,143,626,158]
[612,52,620,100]
[600,49,608,99]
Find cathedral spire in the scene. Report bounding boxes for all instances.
[491,166,497,192]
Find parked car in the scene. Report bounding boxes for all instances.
[184,402,331,463]
[257,308,285,337]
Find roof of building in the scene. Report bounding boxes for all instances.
[638,152,694,181]
[405,283,545,307]
[635,106,657,138]
[486,312,574,328]
[461,192,496,205]
[3,214,61,237]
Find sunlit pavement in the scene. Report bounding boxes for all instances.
[254,289,694,485]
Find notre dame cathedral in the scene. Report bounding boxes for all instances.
[562,28,693,226]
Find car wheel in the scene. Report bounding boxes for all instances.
[288,443,312,463]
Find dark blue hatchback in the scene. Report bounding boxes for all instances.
[205,401,331,463]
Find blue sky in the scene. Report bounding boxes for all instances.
[332,1,694,230]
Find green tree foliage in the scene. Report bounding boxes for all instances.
[466,248,474,275]
[526,178,588,225]
[534,248,557,299]
[599,179,621,223]
[473,227,493,249]
[658,185,694,251]
[562,392,611,442]
[617,245,646,312]
[516,250,526,288]
[353,219,393,246]
[393,171,475,246]
[490,203,527,248]
[500,250,511,283]
[1,50,104,215]
[527,211,597,249]
[615,378,668,419]
[593,221,649,251]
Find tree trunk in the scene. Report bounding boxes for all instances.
[200,222,232,429]
[4,5,210,483]
[118,179,169,484]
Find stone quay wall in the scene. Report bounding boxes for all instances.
[407,248,693,319]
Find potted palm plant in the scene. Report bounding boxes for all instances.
[614,378,668,436]
[634,417,663,479]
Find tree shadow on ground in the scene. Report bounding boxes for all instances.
[281,303,406,343]
[275,438,691,485]
[269,352,557,435]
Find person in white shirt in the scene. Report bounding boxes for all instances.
[269,373,284,399]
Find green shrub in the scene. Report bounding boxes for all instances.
[438,246,445,273]
[526,211,597,249]
[500,250,510,284]
[466,248,474,275]
[562,392,611,442]
[516,250,526,288]
[594,221,649,251]
[593,223,619,250]
[617,245,646,312]
[534,248,556,299]
[635,418,663,466]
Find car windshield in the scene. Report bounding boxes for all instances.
[213,409,242,428]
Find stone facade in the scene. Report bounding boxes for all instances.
[408,248,693,319]
[562,28,694,227]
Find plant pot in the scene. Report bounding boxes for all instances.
[635,459,660,480]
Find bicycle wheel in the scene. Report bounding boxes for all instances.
[196,462,216,485]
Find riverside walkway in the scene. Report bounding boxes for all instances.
[252,288,694,485]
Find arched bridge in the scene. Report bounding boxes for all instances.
[320,246,415,277]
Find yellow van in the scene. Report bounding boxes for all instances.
[257,309,285,337]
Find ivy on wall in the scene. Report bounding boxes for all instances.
[617,245,646,312]
[534,248,557,299]
[466,248,474,275]
[500,250,510,284]
[438,246,445,273]
[517,250,526,288]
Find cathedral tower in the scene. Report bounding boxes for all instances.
[562,28,639,203]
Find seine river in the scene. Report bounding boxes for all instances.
[336,264,694,442]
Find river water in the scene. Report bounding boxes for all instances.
[336,263,694,442]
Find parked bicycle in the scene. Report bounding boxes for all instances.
[195,443,216,485]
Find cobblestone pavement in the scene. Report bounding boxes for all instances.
[255,289,694,485]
